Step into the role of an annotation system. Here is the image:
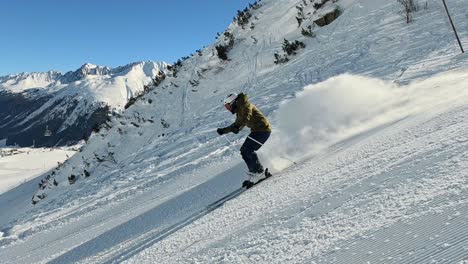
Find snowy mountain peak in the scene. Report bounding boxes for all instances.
[112,61,169,76]
[79,63,110,75]
[0,71,61,93]
[0,61,168,147]
[61,63,112,82]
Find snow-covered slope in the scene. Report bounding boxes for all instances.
[0,147,76,195]
[0,61,168,147]
[0,0,467,263]
[0,71,61,93]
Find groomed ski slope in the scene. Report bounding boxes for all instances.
[121,71,468,263]
[2,72,468,263]
[0,0,467,263]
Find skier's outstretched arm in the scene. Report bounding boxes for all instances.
[217,106,250,135]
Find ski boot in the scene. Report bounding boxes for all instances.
[242,168,272,189]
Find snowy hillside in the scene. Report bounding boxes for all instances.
[0,147,76,195]
[0,61,167,147]
[1,0,467,263]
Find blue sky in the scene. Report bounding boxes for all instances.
[0,0,256,76]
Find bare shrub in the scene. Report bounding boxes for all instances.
[397,0,419,23]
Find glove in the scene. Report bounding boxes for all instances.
[217,128,224,135]
[232,125,240,134]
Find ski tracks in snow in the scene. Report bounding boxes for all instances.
[122,106,468,264]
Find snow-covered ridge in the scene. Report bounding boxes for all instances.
[0,61,168,105]
[60,63,112,83]
[0,61,168,147]
[0,71,61,94]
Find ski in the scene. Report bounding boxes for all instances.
[242,168,272,189]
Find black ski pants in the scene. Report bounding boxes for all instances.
[240,131,271,173]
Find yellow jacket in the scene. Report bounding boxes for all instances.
[221,93,272,134]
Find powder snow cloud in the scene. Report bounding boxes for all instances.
[261,71,468,171]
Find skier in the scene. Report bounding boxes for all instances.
[217,93,272,185]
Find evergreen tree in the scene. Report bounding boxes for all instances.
[216,45,229,60]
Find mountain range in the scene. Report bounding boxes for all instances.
[0,61,167,147]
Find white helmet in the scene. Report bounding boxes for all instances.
[223,93,238,105]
